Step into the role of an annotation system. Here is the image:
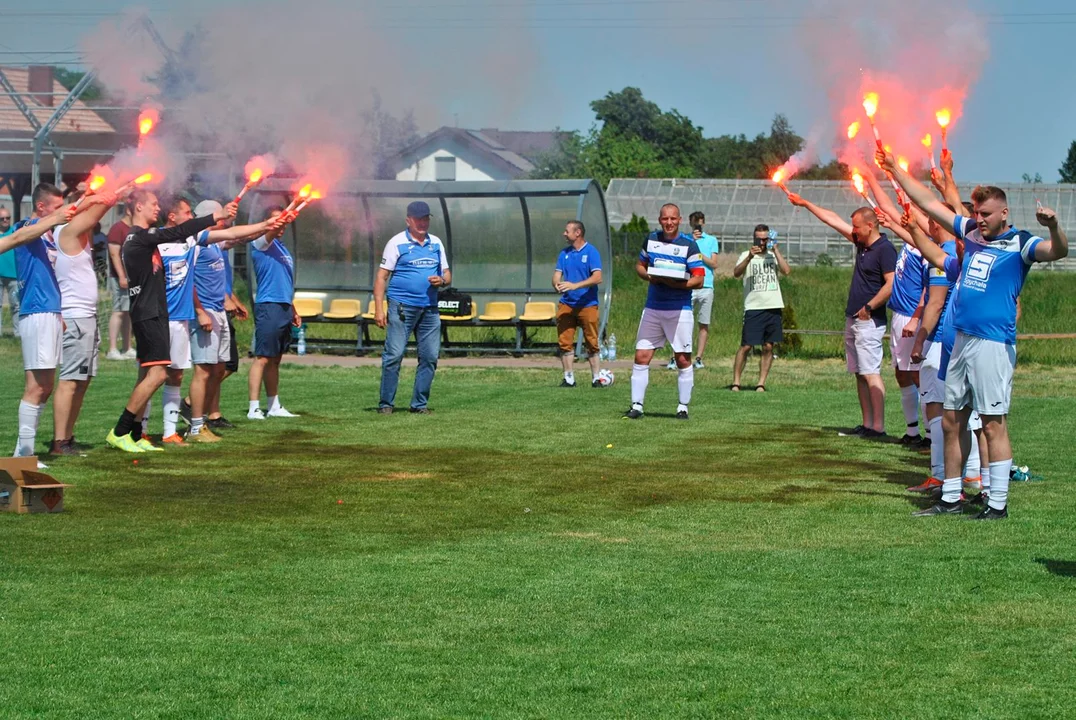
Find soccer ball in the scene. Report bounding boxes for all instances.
[597,369,615,387]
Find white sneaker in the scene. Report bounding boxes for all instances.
[37,460,49,470]
[247,408,266,420]
[267,406,299,418]
[106,350,124,361]
[123,348,138,360]
[665,358,677,370]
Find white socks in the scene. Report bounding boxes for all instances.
[988,459,1013,510]
[563,371,575,385]
[928,415,944,479]
[941,477,962,504]
[677,365,694,405]
[15,401,41,457]
[163,385,181,438]
[141,399,152,436]
[190,416,204,435]
[268,395,281,413]
[963,427,980,479]
[630,364,649,406]
[901,385,919,436]
[249,400,260,413]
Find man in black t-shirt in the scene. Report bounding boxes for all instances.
[106,191,278,453]
[787,193,896,438]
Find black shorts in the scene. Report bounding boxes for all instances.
[741,308,784,347]
[132,317,171,367]
[254,302,292,358]
[226,317,239,372]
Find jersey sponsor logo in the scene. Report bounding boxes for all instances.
[166,259,189,288]
[647,240,685,257]
[963,252,996,290]
[581,255,588,262]
[404,257,440,269]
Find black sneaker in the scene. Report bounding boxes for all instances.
[208,417,235,430]
[48,439,79,456]
[179,399,192,425]
[591,379,602,388]
[963,492,987,506]
[916,435,932,449]
[559,379,577,388]
[624,406,643,420]
[839,425,868,437]
[972,505,1008,520]
[861,429,888,439]
[676,409,689,420]
[899,433,921,446]
[377,406,394,415]
[913,500,963,517]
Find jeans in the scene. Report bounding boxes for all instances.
[379,299,441,410]
[0,277,19,336]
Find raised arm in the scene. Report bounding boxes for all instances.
[878,149,957,232]
[772,244,791,276]
[901,212,949,270]
[938,150,969,217]
[206,217,279,245]
[786,192,853,242]
[0,206,76,254]
[874,207,914,245]
[58,191,118,255]
[1033,205,1068,262]
[863,169,902,225]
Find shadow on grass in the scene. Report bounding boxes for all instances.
[1035,558,1076,578]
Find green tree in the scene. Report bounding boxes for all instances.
[52,67,104,102]
[1058,141,1076,183]
[589,87,703,170]
[1022,172,1043,184]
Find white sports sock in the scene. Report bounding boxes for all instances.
[249,400,260,413]
[963,426,980,479]
[928,415,944,479]
[15,401,42,457]
[941,477,962,505]
[676,403,689,414]
[190,416,205,435]
[268,395,280,413]
[677,365,694,405]
[981,459,991,491]
[900,385,919,435]
[630,364,649,406]
[988,459,1013,510]
[141,399,152,436]
[592,372,600,382]
[564,371,575,384]
[163,386,181,438]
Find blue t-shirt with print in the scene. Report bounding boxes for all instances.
[381,230,450,308]
[639,231,705,311]
[695,233,719,289]
[555,241,602,308]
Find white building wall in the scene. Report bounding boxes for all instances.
[393,137,516,182]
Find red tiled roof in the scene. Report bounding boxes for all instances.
[0,66,113,134]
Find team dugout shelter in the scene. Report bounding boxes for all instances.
[245,179,612,354]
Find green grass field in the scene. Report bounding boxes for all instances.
[1,337,1075,718]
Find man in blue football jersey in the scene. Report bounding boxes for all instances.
[884,150,1068,519]
[625,203,706,420]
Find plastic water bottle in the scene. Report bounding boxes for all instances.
[297,325,306,356]
[607,333,617,362]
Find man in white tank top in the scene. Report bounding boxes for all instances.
[51,189,123,455]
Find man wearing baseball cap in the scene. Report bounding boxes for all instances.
[374,200,450,414]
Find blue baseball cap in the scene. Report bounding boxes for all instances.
[406,201,431,218]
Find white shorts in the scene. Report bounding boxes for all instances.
[190,309,230,365]
[19,312,63,371]
[943,332,1016,415]
[59,316,99,381]
[169,319,192,370]
[890,312,922,371]
[844,316,885,375]
[918,340,944,405]
[969,410,983,432]
[635,308,694,354]
[692,288,714,326]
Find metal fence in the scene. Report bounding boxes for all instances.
[605,178,1076,269]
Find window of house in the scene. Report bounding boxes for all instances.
[435,156,457,181]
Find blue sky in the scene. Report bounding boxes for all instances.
[2,0,1073,181]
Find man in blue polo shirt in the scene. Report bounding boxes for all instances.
[625,203,706,421]
[374,201,451,414]
[553,220,603,387]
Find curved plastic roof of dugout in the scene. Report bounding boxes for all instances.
[247,178,612,335]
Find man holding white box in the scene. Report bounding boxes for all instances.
[625,203,706,421]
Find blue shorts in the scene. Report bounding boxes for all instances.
[937,341,953,382]
[254,302,293,358]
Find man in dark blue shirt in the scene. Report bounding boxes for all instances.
[788,192,896,438]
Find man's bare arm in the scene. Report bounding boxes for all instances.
[879,150,958,232]
[786,192,854,242]
[1033,206,1069,262]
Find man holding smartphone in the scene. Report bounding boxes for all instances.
[731,224,790,391]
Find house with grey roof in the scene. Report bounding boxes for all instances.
[383,127,566,182]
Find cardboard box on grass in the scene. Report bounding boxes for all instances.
[0,457,70,514]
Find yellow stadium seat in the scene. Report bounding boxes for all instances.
[293,298,324,318]
[519,302,557,322]
[322,298,363,320]
[477,301,517,322]
[440,305,477,322]
[361,300,388,320]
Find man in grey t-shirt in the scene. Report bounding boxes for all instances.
[731,224,790,391]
